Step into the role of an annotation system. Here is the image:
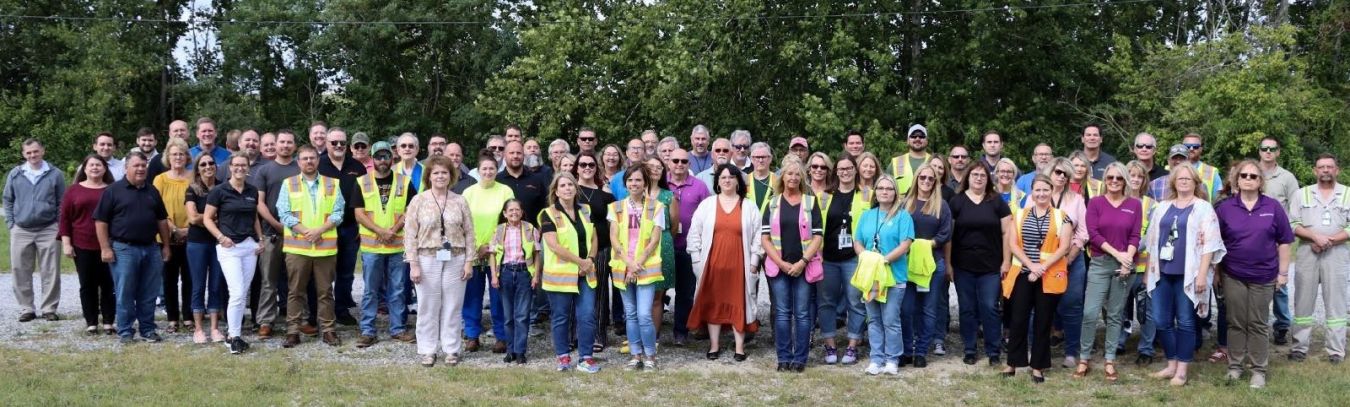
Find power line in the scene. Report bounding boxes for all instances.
[0,0,1161,27]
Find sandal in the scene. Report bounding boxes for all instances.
[1105,360,1118,382]
[1073,360,1091,378]
[1208,349,1228,362]
[85,326,99,336]
[102,324,116,336]
[593,343,605,353]
[1170,375,1188,386]
[166,322,180,334]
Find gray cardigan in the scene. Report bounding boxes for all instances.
[3,163,67,229]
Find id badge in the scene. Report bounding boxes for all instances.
[1159,245,1174,261]
[838,230,853,249]
[1323,211,1333,226]
[916,285,930,293]
[436,250,454,261]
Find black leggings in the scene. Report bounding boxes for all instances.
[162,244,192,322]
[1006,273,1061,370]
[73,247,114,327]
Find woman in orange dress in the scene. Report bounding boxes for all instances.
[687,164,764,362]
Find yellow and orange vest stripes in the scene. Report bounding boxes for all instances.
[282,175,340,257]
[539,205,597,293]
[892,152,932,195]
[356,172,409,254]
[1009,206,1069,295]
[609,198,665,288]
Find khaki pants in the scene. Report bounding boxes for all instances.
[10,224,61,314]
[285,254,336,334]
[1222,272,1275,373]
[257,237,286,326]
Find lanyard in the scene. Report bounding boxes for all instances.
[432,192,449,245]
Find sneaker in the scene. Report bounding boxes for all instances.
[1249,372,1267,388]
[914,356,928,368]
[643,357,658,371]
[841,347,859,365]
[229,337,249,354]
[864,362,882,375]
[1274,329,1289,345]
[577,357,602,373]
[824,346,839,364]
[934,342,947,356]
[625,358,643,371]
[142,333,164,343]
[1062,356,1078,368]
[119,336,136,345]
[1226,368,1242,381]
[1332,355,1344,365]
[1289,351,1307,362]
[557,355,572,371]
[882,362,900,375]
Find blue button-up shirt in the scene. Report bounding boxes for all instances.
[276,175,346,229]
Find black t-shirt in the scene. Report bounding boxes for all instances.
[355,173,415,210]
[577,185,615,250]
[823,191,857,261]
[184,185,217,243]
[93,180,169,245]
[760,197,824,264]
[949,192,1012,272]
[499,169,549,227]
[206,182,261,243]
[539,202,589,260]
[318,155,367,229]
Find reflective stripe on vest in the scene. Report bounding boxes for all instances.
[282,176,339,256]
[1006,188,1026,213]
[494,222,538,276]
[766,195,818,276]
[610,199,664,288]
[747,172,776,212]
[1011,207,1068,277]
[1299,186,1350,247]
[356,173,409,254]
[539,206,598,293]
[821,189,869,236]
[892,152,932,195]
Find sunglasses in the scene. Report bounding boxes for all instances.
[1134,143,1155,149]
[351,144,368,150]
[1184,143,1202,150]
[909,133,927,140]
[1238,173,1261,180]
[1105,175,1124,182]
[1258,146,1279,152]
[398,143,417,149]
[577,162,597,168]
[579,137,596,142]
[1052,169,1068,177]
[329,141,347,147]
[713,148,730,153]
[489,146,505,151]
[200,161,216,167]
[809,164,829,170]
[373,154,393,161]
[917,175,935,182]
[733,144,750,150]
[670,159,689,164]
[950,154,969,159]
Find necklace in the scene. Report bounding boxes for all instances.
[579,185,596,203]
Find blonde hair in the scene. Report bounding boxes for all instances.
[856,152,882,186]
[774,159,806,195]
[1125,160,1151,198]
[902,164,943,219]
[1226,159,1264,193]
[995,157,1019,193]
[162,138,190,169]
[873,174,902,221]
[1165,164,1209,202]
[807,151,836,192]
[1101,162,1134,198]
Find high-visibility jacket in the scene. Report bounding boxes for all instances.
[1004,188,1026,214]
[494,222,539,276]
[747,172,776,212]
[821,188,870,236]
[540,206,599,293]
[892,152,932,194]
[356,173,409,254]
[282,175,340,257]
[1006,206,1069,297]
[1134,196,1155,273]
[609,199,665,287]
[764,195,824,283]
[394,161,425,193]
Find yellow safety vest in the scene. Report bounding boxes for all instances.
[768,194,819,259]
[1005,188,1026,214]
[892,152,932,194]
[496,222,540,277]
[1134,196,1155,273]
[609,199,665,288]
[747,172,776,212]
[821,188,870,236]
[1082,178,1103,200]
[394,161,426,193]
[538,206,597,292]
[282,175,340,257]
[356,173,409,254]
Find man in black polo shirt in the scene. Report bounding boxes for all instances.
[94,152,173,344]
[317,127,366,325]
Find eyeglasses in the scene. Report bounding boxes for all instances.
[996,169,1014,175]
[577,162,597,168]
[627,146,643,151]
[351,144,368,150]
[1105,175,1124,182]
[909,133,927,140]
[733,144,750,150]
[713,148,730,153]
[1238,173,1261,180]
[489,146,505,151]
[670,159,689,164]
[373,154,393,161]
[809,164,829,170]
[837,166,855,172]
[1184,143,1202,150]
[968,173,988,178]
[329,141,347,147]
[950,154,969,159]
[398,143,417,149]
[1134,143,1155,149]
[875,186,896,191]
[1258,146,1279,152]
[751,155,770,160]
[229,163,249,168]
[1175,177,1195,182]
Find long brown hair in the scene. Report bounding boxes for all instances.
[189,150,219,196]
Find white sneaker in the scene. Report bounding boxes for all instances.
[934,342,947,356]
[882,362,900,375]
[864,362,882,375]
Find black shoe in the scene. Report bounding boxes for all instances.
[229,337,248,354]
[734,353,748,362]
[1289,351,1307,362]
[142,333,164,343]
[791,363,805,372]
[1000,369,1016,377]
[18,312,36,322]
[1032,372,1046,384]
[706,349,722,360]
[1116,346,1128,356]
[899,356,913,367]
[1136,354,1155,366]
[41,312,59,321]
[1050,334,1064,347]
[914,357,928,368]
[776,363,788,372]
[335,314,359,326]
[989,356,1000,366]
[516,354,528,365]
[504,353,517,363]
[963,354,978,365]
[1274,329,1289,345]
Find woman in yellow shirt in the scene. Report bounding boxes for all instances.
[153,138,193,333]
[462,150,516,353]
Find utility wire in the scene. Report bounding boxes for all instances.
[0,0,1160,27]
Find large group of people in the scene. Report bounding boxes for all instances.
[3,120,1340,387]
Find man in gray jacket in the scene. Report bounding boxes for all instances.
[3,139,67,322]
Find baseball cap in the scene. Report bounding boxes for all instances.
[352,132,370,147]
[1167,144,1188,159]
[790,137,809,149]
[907,124,928,137]
[371,141,393,155]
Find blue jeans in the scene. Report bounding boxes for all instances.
[111,242,164,339]
[769,273,813,364]
[463,265,504,340]
[186,242,224,313]
[935,273,953,344]
[818,258,865,341]
[1056,253,1087,357]
[866,285,906,364]
[903,260,944,358]
[498,263,533,354]
[1153,273,1198,363]
[619,283,658,356]
[1117,274,1156,356]
[359,252,407,337]
[547,279,596,357]
[1273,285,1291,331]
[955,266,1001,357]
[334,225,360,313]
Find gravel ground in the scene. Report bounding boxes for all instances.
[1,270,1341,373]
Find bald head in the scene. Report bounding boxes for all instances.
[168,120,189,141]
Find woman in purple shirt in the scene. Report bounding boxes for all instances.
[1079,163,1143,381]
[1215,159,1292,388]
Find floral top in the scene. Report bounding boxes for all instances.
[402,190,478,263]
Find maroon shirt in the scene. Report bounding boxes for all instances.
[1086,195,1143,258]
[1216,195,1295,284]
[58,183,106,250]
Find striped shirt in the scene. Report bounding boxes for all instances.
[1019,210,1070,274]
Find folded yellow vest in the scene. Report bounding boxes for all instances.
[851,251,896,303]
[907,239,936,288]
